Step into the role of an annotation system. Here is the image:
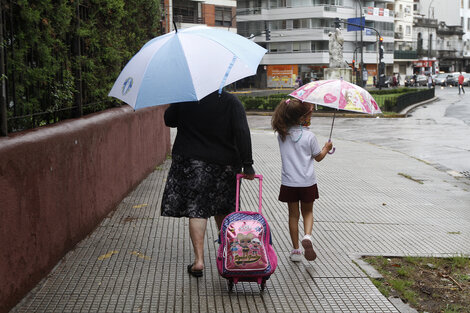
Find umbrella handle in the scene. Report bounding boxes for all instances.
[328,139,335,155]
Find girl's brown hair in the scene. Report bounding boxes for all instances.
[271,98,312,141]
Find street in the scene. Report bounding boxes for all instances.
[247,87,470,178]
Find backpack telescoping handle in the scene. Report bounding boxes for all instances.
[235,174,263,213]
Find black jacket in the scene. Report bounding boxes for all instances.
[164,91,254,174]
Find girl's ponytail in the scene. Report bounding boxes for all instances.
[272,98,312,141]
[271,99,290,141]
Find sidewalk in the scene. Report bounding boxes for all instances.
[12,125,470,312]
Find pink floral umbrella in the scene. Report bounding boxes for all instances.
[289,79,381,153]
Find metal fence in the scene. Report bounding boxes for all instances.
[395,88,435,112]
[0,1,118,136]
[367,88,435,113]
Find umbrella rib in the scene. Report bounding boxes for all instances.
[218,55,237,94]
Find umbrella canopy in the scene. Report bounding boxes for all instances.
[109,26,267,110]
[289,79,381,114]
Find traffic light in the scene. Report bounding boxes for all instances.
[334,18,341,29]
[265,28,271,41]
[379,37,384,60]
[352,59,356,72]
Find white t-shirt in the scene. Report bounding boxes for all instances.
[277,126,322,187]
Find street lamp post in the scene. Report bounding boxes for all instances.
[357,0,364,87]
[428,0,435,74]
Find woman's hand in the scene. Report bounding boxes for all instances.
[242,173,255,180]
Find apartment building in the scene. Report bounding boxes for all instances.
[413,0,463,73]
[236,0,395,87]
[392,0,415,75]
[460,0,470,70]
[160,1,467,86]
[161,0,237,33]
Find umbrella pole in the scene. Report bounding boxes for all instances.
[328,110,336,141]
[328,111,336,154]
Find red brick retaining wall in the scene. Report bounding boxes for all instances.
[0,105,170,312]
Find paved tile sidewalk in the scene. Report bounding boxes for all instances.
[12,127,470,312]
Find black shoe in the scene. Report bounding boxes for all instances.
[187,263,203,277]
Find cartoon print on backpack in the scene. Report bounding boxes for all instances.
[251,238,261,255]
[238,233,253,260]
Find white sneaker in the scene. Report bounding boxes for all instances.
[289,249,303,262]
[301,234,317,261]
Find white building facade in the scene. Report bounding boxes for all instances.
[413,0,463,73]
[392,0,415,75]
[459,0,470,69]
[236,0,395,87]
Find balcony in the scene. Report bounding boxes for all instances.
[438,50,462,59]
[174,15,204,25]
[414,17,438,28]
[437,26,464,36]
[394,32,403,40]
[394,50,417,59]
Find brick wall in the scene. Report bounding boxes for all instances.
[0,105,171,313]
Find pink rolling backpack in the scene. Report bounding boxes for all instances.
[216,174,278,291]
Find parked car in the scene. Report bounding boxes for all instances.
[416,75,428,86]
[434,73,448,86]
[463,73,470,86]
[445,72,460,86]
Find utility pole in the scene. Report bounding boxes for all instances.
[357,0,364,87]
[378,36,385,90]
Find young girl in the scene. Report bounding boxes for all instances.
[271,98,333,262]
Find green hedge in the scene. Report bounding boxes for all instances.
[238,93,289,111]
[237,87,427,113]
[5,0,161,132]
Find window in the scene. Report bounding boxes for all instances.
[468,18,470,30]
[406,25,411,36]
[270,20,287,30]
[215,7,233,27]
[268,42,290,53]
[293,18,309,29]
[292,41,310,52]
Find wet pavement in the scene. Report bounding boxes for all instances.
[11,88,470,313]
[247,87,470,177]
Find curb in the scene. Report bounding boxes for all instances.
[399,96,439,115]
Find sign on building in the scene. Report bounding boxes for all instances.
[267,65,298,88]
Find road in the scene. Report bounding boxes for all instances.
[247,86,470,178]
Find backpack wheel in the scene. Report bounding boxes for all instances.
[260,279,266,291]
[227,280,234,291]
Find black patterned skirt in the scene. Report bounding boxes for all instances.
[161,154,241,219]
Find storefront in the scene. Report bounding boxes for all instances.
[413,60,439,74]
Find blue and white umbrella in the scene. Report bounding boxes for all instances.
[109,26,267,110]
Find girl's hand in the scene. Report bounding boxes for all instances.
[324,141,333,151]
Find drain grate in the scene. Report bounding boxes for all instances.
[460,170,470,178]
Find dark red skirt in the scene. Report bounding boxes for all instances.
[278,184,319,203]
